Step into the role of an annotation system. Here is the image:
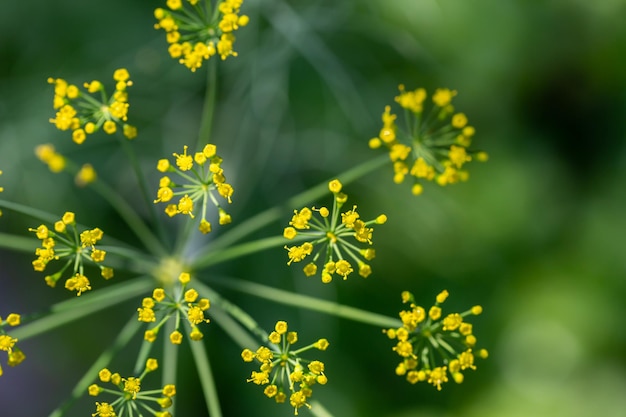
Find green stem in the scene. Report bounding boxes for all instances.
[200,154,389,254]
[194,281,267,344]
[162,319,179,416]
[309,400,336,417]
[97,245,156,275]
[116,135,169,248]
[133,336,156,375]
[12,277,153,340]
[173,210,196,257]
[0,232,35,253]
[89,178,167,257]
[206,275,401,328]
[0,199,60,223]
[197,58,218,150]
[47,316,142,417]
[191,235,288,270]
[187,322,223,417]
[162,319,178,382]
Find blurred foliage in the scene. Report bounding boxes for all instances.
[1,0,626,416]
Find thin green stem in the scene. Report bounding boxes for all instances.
[187,322,223,417]
[309,400,336,417]
[133,337,156,375]
[0,199,60,223]
[197,58,218,150]
[47,316,142,417]
[0,232,35,253]
[162,319,179,416]
[97,245,156,275]
[206,275,401,328]
[201,154,389,254]
[12,276,153,340]
[191,235,288,270]
[173,210,196,257]
[194,281,268,343]
[162,319,178,382]
[89,178,167,257]
[116,135,169,247]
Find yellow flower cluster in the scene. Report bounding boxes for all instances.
[369,86,488,195]
[34,144,97,187]
[48,68,137,144]
[155,144,233,234]
[30,211,114,296]
[89,358,175,417]
[154,0,249,71]
[242,321,329,415]
[140,272,211,344]
[35,144,66,173]
[283,179,386,283]
[384,290,488,390]
[0,313,25,377]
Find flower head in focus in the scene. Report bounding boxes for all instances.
[30,211,114,295]
[242,321,329,415]
[384,290,488,390]
[139,272,211,345]
[88,358,175,416]
[154,0,250,71]
[48,68,137,143]
[154,144,233,234]
[283,179,386,283]
[0,313,26,377]
[369,86,488,195]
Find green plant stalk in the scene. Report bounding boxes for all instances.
[133,336,156,375]
[173,209,197,257]
[48,316,142,417]
[309,400,336,417]
[12,276,153,340]
[196,154,389,259]
[197,58,218,150]
[0,199,62,223]
[162,318,179,416]
[207,275,402,328]
[187,321,223,417]
[97,245,157,275]
[195,280,268,344]
[0,231,35,253]
[116,134,169,247]
[191,235,289,270]
[89,178,167,257]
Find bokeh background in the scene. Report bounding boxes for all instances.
[1,0,626,416]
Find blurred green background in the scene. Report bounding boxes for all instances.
[1,0,626,416]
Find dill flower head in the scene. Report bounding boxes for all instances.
[154,0,250,72]
[29,211,114,295]
[89,358,175,415]
[242,321,329,415]
[384,290,488,390]
[369,86,488,195]
[0,313,26,377]
[154,144,234,234]
[283,179,386,283]
[139,272,211,345]
[48,68,137,144]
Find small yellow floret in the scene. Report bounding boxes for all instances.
[328,179,342,193]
